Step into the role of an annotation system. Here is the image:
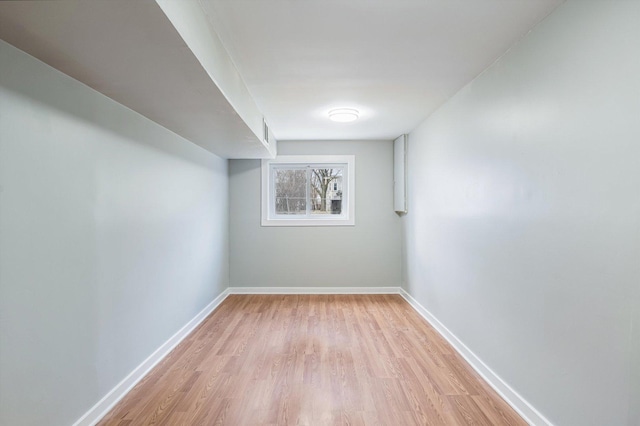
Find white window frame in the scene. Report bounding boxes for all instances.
[261,155,355,227]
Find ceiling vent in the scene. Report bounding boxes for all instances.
[263,118,270,144]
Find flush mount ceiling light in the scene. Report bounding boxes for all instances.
[328,108,359,122]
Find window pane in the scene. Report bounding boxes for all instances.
[274,168,307,215]
[262,156,354,226]
[310,168,343,214]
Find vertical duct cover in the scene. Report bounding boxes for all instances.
[393,134,407,213]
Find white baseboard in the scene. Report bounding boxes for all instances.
[228,286,402,294]
[72,288,231,426]
[73,286,548,426]
[399,289,552,426]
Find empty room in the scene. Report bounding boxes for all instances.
[0,1,638,425]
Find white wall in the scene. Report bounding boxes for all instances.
[229,140,401,288]
[402,1,640,425]
[0,40,229,426]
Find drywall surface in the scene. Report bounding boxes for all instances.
[632,292,640,425]
[0,40,229,425]
[229,140,401,288]
[155,0,277,158]
[402,1,640,425]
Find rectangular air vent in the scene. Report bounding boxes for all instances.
[263,118,270,144]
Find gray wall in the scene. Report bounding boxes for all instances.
[402,1,640,425]
[229,140,401,288]
[0,40,229,426]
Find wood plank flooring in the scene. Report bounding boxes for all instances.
[98,294,526,425]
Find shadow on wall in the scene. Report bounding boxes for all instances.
[1,43,215,168]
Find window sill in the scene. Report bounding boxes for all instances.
[261,216,355,227]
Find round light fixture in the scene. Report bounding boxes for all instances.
[328,108,359,123]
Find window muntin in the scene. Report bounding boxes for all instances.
[262,155,355,226]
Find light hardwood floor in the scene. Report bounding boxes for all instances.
[98,294,526,425]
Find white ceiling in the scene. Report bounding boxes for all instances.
[201,0,564,141]
[0,0,565,153]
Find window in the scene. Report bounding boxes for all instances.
[262,155,355,226]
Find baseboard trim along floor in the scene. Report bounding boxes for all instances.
[227,286,401,294]
[72,289,231,426]
[398,289,552,426]
[74,286,550,426]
